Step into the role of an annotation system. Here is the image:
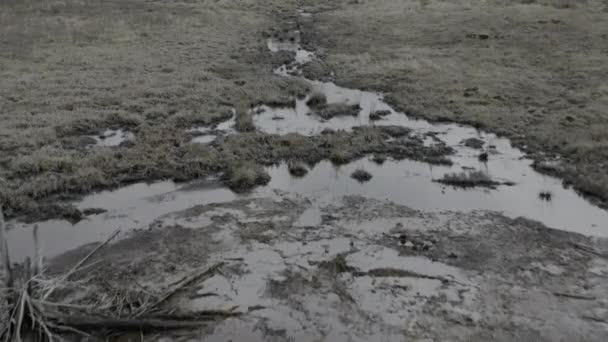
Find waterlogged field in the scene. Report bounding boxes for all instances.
[1,0,608,341]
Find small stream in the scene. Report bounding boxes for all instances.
[6,23,608,262]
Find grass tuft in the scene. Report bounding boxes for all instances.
[435,170,500,188]
[351,168,372,183]
[223,161,270,192]
[287,161,308,177]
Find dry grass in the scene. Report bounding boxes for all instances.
[287,161,309,177]
[234,102,256,133]
[0,0,310,217]
[304,0,608,205]
[305,92,328,109]
[0,214,235,340]
[371,154,387,164]
[351,169,372,182]
[316,103,361,120]
[435,170,500,188]
[223,161,270,192]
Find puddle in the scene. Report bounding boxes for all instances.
[90,129,135,147]
[255,35,608,236]
[7,179,237,262]
[186,110,237,144]
[191,134,217,144]
[267,37,315,65]
[260,158,608,237]
[6,27,608,264]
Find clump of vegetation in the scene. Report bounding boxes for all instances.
[234,111,255,132]
[0,213,235,341]
[287,161,308,177]
[305,92,327,109]
[435,170,500,188]
[264,96,296,108]
[423,156,453,166]
[369,110,391,121]
[223,161,270,192]
[538,191,553,201]
[316,104,361,120]
[329,149,351,165]
[371,154,386,165]
[379,125,411,138]
[233,101,255,132]
[478,152,489,162]
[351,168,373,183]
[462,137,484,149]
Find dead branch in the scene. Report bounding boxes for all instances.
[0,206,12,289]
[51,315,206,331]
[63,229,121,281]
[553,292,596,300]
[571,242,608,258]
[44,229,120,300]
[143,262,224,314]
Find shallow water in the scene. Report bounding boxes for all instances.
[7,179,237,262]
[91,129,135,147]
[6,26,608,263]
[255,37,608,236]
[186,110,237,143]
[262,158,607,237]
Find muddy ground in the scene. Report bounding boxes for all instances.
[2,0,608,340]
[48,193,608,341]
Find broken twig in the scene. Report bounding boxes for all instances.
[553,292,596,300]
[571,242,608,258]
[144,262,225,314]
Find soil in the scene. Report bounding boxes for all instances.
[46,193,608,341]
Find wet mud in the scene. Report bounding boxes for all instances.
[46,194,608,341]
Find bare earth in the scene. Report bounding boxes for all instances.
[50,194,608,341]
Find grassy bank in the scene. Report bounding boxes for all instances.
[300,0,608,206]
